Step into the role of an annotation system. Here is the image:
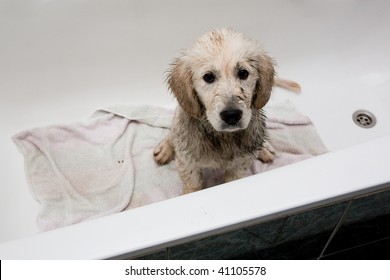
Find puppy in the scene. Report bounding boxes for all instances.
[154,28,300,194]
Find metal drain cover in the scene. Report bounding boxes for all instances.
[353,110,377,128]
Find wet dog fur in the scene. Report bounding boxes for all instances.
[154,28,300,194]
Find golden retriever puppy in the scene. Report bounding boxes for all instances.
[154,28,300,194]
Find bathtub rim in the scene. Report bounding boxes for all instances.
[0,135,389,260]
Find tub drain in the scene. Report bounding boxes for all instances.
[353,110,376,128]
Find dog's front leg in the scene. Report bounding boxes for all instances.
[256,140,276,163]
[224,169,247,183]
[224,160,252,183]
[176,157,203,194]
[153,135,175,165]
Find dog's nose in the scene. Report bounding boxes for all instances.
[220,109,242,125]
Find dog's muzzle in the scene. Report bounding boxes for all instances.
[220,109,242,125]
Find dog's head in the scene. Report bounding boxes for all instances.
[167,28,275,132]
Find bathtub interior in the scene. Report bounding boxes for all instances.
[1,0,390,255]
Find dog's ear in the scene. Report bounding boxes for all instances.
[167,58,201,118]
[252,54,275,110]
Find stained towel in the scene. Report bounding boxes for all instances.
[13,99,328,231]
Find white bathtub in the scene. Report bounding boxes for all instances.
[0,0,389,259]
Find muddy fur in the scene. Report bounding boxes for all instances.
[153,28,295,194]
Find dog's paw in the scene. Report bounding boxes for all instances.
[256,140,275,163]
[153,139,175,165]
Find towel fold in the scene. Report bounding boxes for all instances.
[13,100,328,231]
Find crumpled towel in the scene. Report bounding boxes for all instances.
[13,100,328,231]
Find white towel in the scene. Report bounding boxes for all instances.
[13,100,328,231]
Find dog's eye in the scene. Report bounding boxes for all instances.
[238,69,249,80]
[203,73,215,84]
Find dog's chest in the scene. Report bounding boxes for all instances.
[192,130,256,168]
[173,110,265,169]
